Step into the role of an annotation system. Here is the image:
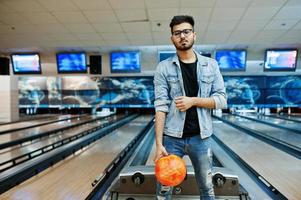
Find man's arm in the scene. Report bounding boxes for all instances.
[154,111,168,162]
[153,64,170,162]
[175,96,215,111]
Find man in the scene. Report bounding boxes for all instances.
[153,15,227,200]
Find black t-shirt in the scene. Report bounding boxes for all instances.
[179,59,200,137]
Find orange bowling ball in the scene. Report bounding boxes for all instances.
[155,154,186,186]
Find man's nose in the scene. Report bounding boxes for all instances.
[180,32,186,38]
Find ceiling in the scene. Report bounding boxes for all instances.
[0,0,301,54]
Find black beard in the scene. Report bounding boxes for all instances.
[174,39,194,51]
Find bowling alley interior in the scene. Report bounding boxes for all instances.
[0,0,301,200]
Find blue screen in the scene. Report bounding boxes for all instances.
[265,89,301,106]
[158,51,176,62]
[11,54,41,74]
[266,76,301,89]
[264,50,297,71]
[264,76,301,106]
[200,52,211,58]
[108,77,154,108]
[224,75,301,108]
[57,53,87,73]
[110,51,140,73]
[224,76,264,107]
[19,77,61,108]
[215,50,246,71]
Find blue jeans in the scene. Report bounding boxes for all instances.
[156,135,215,200]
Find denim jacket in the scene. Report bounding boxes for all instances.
[154,51,227,139]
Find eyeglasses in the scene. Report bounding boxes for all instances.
[172,29,193,38]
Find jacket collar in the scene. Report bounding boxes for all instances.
[172,49,208,67]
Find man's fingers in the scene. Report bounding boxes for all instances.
[175,96,183,100]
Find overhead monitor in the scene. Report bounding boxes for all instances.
[264,49,297,71]
[158,51,176,62]
[215,50,247,71]
[200,52,211,58]
[11,53,42,74]
[56,52,87,73]
[110,51,140,73]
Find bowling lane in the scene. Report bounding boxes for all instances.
[237,113,301,132]
[145,141,156,165]
[0,115,153,200]
[210,128,272,200]
[0,115,97,147]
[220,114,301,150]
[0,114,82,133]
[213,121,301,200]
[0,114,57,125]
[0,114,124,171]
[265,114,301,123]
[283,113,301,119]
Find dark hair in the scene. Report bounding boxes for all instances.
[169,15,194,31]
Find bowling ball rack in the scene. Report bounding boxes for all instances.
[109,165,249,200]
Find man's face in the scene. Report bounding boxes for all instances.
[171,22,196,51]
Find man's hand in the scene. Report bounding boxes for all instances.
[154,144,168,162]
[175,96,195,112]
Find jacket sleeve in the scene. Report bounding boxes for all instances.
[210,59,227,109]
[153,63,171,113]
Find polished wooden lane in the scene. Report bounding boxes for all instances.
[0,115,97,147]
[0,115,80,133]
[0,115,153,200]
[265,114,301,123]
[210,130,272,200]
[0,114,58,125]
[0,115,124,170]
[214,122,301,200]
[240,113,301,132]
[221,114,301,150]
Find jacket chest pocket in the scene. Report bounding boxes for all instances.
[199,75,214,97]
[167,76,182,98]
